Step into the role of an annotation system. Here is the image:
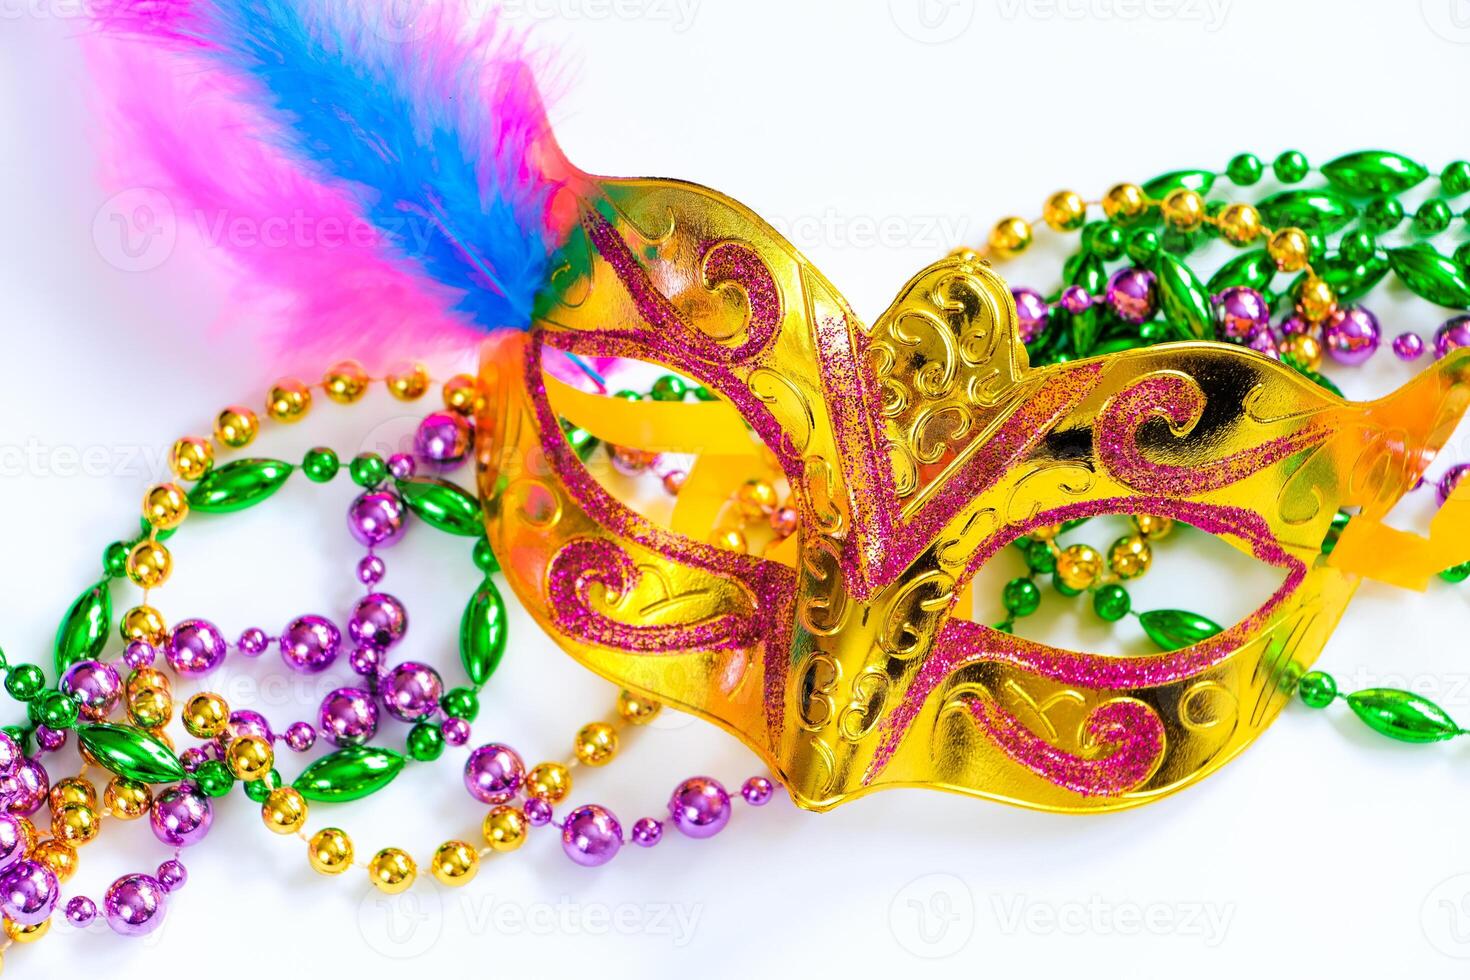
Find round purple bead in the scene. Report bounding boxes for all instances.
[348,645,385,677]
[318,688,378,747]
[387,453,416,480]
[357,555,386,587]
[1246,326,1280,360]
[0,814,26,873]
[1322,306,1381,366]
[0,860,58,926]
[441,717,470,746]
[1279,314,1313,336]
[1393,332,1426,361]
[122,640,156,670]
[348,593,408,651]
[380,661,443,722]
[156,859,188,893]
[65,895,97,927]
[166,619,228,675]
[464,743,524,804]
[61,659,122,721]
[631,817,663,847]
[523,798,553,827]
[348,490,407,548]
[6,759,47,816]
[1435,315,1470,359]
[284,721,317,752]
[561,805,623,867]
[1213,286,1269,341]
[1059,284,1092,314]
[1010,287,1050,344]
[228,709,273,743]
[741,776,775,806]
[1105,267,1157,324]
[237,627,269,657]
[34,726,66,753]
[279,614,341,673]
[104,873,167,937]
[415,412,472,468]
[149,784,212,847]
[1438,463,1470,506]
[0,733,17,780]
[179,747,207,773]
[668,776,731,839]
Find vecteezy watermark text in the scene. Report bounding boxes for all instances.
[995,0,1230,31]
[499,0,700,32]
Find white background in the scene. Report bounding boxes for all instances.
[5,0,1470,975]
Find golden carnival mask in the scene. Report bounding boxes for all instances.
[477,172,1470,815]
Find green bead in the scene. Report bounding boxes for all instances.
[1,727,31,756]
[460,577,508,686]
[1001,578,1041,617]
[1081,222,1124,260]
[243,776,272,803]
[1207,250,1275,293]
[1320,510,1351,555]
[1443,161,1470,196]
[1415,198,1453,235]
[103,541,129,579]
[613,389,642,402]
[1050,571,1081,597]
[1023,540,1057,575]
[1338,230,1377,265]
[1065,252,1107,295]
[294,746,406,802]
[649,375,687,402]
[76,723,185,784]
[1225,153,1263,186]
[559,420,599,462]
[1160,227,1198,256]
[1364,197,1404,232]
[1386,245,1470,307]
[472,537,500,574]
[302,447,340,483]
[1154,253,1214,340]
[349,453,387,488]
[55,580,111,676]
[441,686,480,722]
[1091,584,1130,622]
[1142,169,1214,199]
[1297,670,1337,708]
[1455,241,1470,270]
[1272,150,1309,184]
[1321,150,1427,196]
[1126,229,1160,265]
[692,386,717,402]
[1138,609,1222,651]
[1346,688,1461,743]
[33,691,78,730]
[397,477,482,536]
[1439,561,1470,583]
[4,664,45,702]
[1258,189,1356,235]
[188,458,294,513]
[195,759,235,798]
[407,722,445,762]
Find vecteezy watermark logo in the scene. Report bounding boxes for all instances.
[499,0,701,33]
[1422,874,1470,958]
[995,0,1230,32]
[889,0,977,43]
[364,0,446,43]
[358,885,444,960]
[93,188,177,273]
[990,895,1235,946]
[889,873,976,958]
[1423,0,1470,42]
[462,896,704,945]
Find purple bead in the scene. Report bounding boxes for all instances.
[179,747,207,773]
[357,555,386,587]
[0,814,25,873]
[415,411,472,468]
[1279,314,1314,336]
[167,619,228,676]
[387,453,416,480]
[1059,285,1092,314]
[228,709,273,743]
[279,614,341,673]
[6,759,47,816]
[348,593,408,651]
[464,743,523,804]
[34,726,66,753]
[1246,326,1280,360]
[61,660,122,721]
[1010,287,1050,344]
[150,785,212,847]
[348,490,407,548]
[1213,286,1269,341]
[1393,332,1426,361]
[0,734,17,779]
[561,805,623,867]
[104,873,167,937]
[348,645,385,677]
[741,776,775,806]
[0,860,58,926]
[156,859,188,893]
[237,627,269,657]
[122,640,156,670]
[318,688,378,747]
[380,661,443,722]
[1435,315,1470,359]
[65,895,97,926]
[667,776,731,839]
[523,797,553,827]
[1322,306,1381,366]
[284,721,317,752]
[441,717,470,746]
[1105,267,1157,325]
[631,817,663,847]
[1438,463,1470,505]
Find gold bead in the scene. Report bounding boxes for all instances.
[1161,189,1205,231]
[120,604,167,646]
[616,689,662,726]
[1055,544,1102,591]
[1295,274,1336,322]
[1042,190,1087,232]
[1107,534,1153,580]
[386,363,430,401]
[1132,514,1175,539]
[104,777,152,820]
[482,805,528,853]
[267,379,312,423]
[142,483,189,532]
[1030,524,1061,541]
[14,818,36,856]
[525,762,572,803]
[1268,227,1311,273]
[53,803,98,846]
[125,666,171,697]
[368,847,416,893]
[182,692,230,739]
[5,916,48,943]
[48,777,96,812]
[1218,203,1263,246]
[262,787,307,835]
[430,840,480,886]
[711,528,747,553]
[214,406,260,448]
[573,722,619,767]
[735,480,777,519]
[32,839,78,883]
[987,216,1032,259]
[308,828,354,875]
[125,540,172,589]
[443,374,483,416]
[226,735,274,781]
[127,687,173,728]
[1279,333,1324,371]
[323,360,370,404]
[169,436,214,481]
[1101,183,1147,222]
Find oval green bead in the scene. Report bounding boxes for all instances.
[293,745,406,802]
[1315,251,1391,304]
[559,419,600,462]
[188,459,294,513]
[460,578,508,687]
[1440,561,1470,583]
[1142,169,1215,199]
[396,477,482,536]
[1321,150,1427,196]
[55,580,111,676]
[77,723,186,784]
[1067,307,1100,357]
[1139,609,1222,651]
[1065,252,1107,295]
[1207,249,1275,293]
[1345,688,1461,743]
[1258,189,1356,234]
[1386,245,1470,307]
[1153,254,1214,340]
